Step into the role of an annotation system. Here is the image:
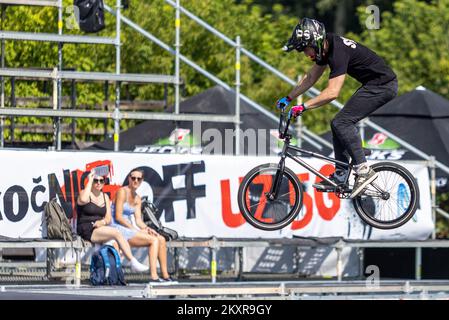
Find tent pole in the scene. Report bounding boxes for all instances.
[71,79,76,148]
[104,81,109,140]
[0,4,5,148]
[113,0,122,152]
[430,156,437,239]
[10,77,14,143]
[174,0,180,153]
[235,36,241,155]
[51,68,57,150]
[56,0,63,150]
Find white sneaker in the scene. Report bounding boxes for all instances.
[104,240,116,246]
[350,168,379,199]
[130,258,149,272]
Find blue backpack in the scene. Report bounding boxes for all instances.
[90,245,127,286]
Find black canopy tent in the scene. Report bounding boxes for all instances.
[322,86,449,190]
[89,86,327,155]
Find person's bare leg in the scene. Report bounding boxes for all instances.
[157,235,170,279]
[128,232,159,280]
[91,227,134,260]
[111,241,122,258]
[91,227,149,272]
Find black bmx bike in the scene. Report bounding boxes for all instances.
[237,111,419,231]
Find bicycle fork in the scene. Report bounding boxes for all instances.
[267,158,286,200]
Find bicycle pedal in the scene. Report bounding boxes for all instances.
[314,186,336,193]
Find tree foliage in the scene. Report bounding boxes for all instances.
[0,0,448,143]
[353,0,449,97]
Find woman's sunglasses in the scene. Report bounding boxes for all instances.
[93,178,105,184]
[130,176,143,182]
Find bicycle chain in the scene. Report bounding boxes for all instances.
[336,185,351,199]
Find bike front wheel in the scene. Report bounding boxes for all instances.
[237,163,304,231]
[353,162,419,229]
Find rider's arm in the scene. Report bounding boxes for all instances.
[302,74,346,110]
[287,64,326,100]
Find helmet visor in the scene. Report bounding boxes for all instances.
[283,38,305,53]
[283,23,309,52]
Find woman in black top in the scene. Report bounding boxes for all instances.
[77,171,149,273]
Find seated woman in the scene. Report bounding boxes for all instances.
[76,170,149,273]
[111,168,172,282]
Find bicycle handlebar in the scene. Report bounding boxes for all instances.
[278,111,297,139]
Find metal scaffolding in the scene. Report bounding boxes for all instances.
[0,0,237,152]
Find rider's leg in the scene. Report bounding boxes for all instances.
[331,124,350,171]
[331,109,368,168]
[331,124,349,165]
[331,122,351,179]
[331,80,398,197]
[332,85,396,163]
[313,127,347,190]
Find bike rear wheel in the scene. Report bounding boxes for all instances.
[353,162,419,229]
[237,163,303,231]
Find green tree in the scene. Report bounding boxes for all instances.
[353,0,449,97]
[1,0,448,145]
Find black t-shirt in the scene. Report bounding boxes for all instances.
[317,33,396,85]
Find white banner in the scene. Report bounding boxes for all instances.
[0,150,433,240]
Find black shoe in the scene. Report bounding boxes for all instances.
[164,277,178,284]
[150,277,165,283]
[350,168,378,199]
[313,172,345,191]
[162,277,175,282]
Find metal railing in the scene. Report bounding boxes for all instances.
[104,3,328,151]
[0,0,59,5]
[0,30,116,44]
[0,68,178,83]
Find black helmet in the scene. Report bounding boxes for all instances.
[283,18,326,62]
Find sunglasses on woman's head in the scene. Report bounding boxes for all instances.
[93,178,105,184]
[130,176,143,182]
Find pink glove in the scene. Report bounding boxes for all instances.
[289,104,307,118]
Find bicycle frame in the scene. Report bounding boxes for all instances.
[238,112,419,231]
[270,112,353,197]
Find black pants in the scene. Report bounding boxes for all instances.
[331,78,398,167]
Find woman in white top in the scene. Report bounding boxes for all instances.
[111,168,172,282]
